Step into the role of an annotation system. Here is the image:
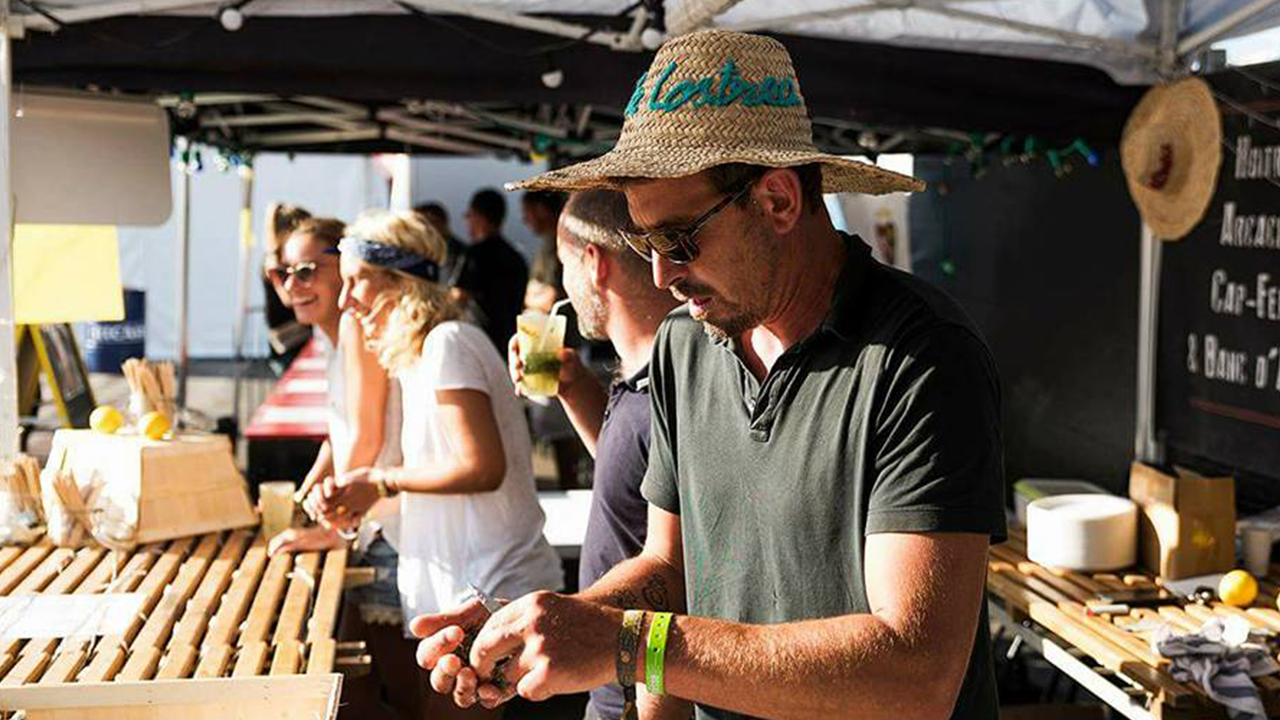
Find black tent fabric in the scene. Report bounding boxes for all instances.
[14,15,1145,146]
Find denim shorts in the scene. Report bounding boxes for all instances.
[345,534,403,626]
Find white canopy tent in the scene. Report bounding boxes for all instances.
[10,0,1280,82]
[3,0,1280,458]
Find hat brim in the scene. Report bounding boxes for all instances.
[507,145,925,195]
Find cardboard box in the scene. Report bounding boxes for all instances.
[1128,461,1235,580]
[45,429,257,545]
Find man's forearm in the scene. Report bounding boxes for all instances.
[580,554,691,719]
[558,375,608,457]
[576,552,685,614]
[648,613,964,720]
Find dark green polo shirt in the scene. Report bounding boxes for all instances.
[641,235,1006,720]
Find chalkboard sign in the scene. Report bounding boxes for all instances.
[20,324,95,428]
[1156,74,1280,479]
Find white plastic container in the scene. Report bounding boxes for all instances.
[1026,494,1137,571]
[1013,478,1110,527]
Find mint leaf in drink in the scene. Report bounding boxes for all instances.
[524,353,562,377]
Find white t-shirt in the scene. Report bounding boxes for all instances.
[324,332,403,548]
[395,320,563,622]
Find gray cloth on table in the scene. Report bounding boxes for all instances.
[1154,615,1279,720]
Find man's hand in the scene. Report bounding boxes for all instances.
[411,597,495,708]
[507,336,588,399]
[413,592,620,709]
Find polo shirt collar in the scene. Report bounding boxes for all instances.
[613,363,651,394]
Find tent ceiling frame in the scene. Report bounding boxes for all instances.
[383,127,493,154]
[258,101,369,130]
[156,93,274,107]
[375,108,532,152]
[395,0,648,52]
[290,96,368,116]
[10,0,1280,80]
[667,0,748,35]
[17,0,213,31]
[246,127,382,147]
[162,92,559,156]
[723,1,1156,60]
[725,3,1156,60]
[198,111,358,128]
[1176,0,1280,55]
[15,0,658,54]
[1157,0,1186,75]
[720,0,1039,35]
[406,100,571,139]
[913,3,1157,59]
[718,0,1280,74]
[156,89,960,158]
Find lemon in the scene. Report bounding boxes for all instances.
[139,411,171,441]
[89,405,124,434]
[1219,569,1259,607]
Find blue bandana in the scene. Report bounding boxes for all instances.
[339,237,439,283]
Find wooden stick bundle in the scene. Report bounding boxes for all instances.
[1,454,44,521]
[123,359,177,422]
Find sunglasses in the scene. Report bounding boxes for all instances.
[267,260,326,286]
[620,183,753,264]
[267,247,339,285]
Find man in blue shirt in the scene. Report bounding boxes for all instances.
[508,189,679,720]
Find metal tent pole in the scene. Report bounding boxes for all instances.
[667,0,747,35]
[1135,223,1164,465]
[1177,0,1280,57]
[175,145,192,410]
[230,163,253,426]
[0,12,18,457]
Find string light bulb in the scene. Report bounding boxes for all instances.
[219,7,243,31]
[541,68,564,89]
[641,28,665,51]
[540,56,564,89]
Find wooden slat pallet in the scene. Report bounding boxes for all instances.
[0,529,365,720]
[989,528,1280,720]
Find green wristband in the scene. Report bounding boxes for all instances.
[645,612,674,696]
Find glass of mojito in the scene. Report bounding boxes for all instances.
[516,311,567,397]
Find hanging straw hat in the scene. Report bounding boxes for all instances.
[509,29,923,194]
[1121,77,1222,240]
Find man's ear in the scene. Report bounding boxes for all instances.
[753,168,805,235]
[584,242,610,290]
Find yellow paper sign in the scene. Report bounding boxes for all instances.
[14,224,124,323]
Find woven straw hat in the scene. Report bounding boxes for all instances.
[1121,77,1222,240]
[509,29,924,194]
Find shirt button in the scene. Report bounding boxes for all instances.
[750,428,769,442]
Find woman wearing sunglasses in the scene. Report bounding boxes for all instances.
[314,210,563,720]
[267,218,413,719]
[260,202,313,369]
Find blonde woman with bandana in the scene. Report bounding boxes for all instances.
[315,210,563,720]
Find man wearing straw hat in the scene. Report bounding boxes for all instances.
[412,29,1006,720]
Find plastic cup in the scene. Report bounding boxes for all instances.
[1242,525,1274,578]
[260,480,297,539]
[516,311,567,397]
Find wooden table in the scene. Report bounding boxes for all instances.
[987,528,1280,720]
[0,529,365,719]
